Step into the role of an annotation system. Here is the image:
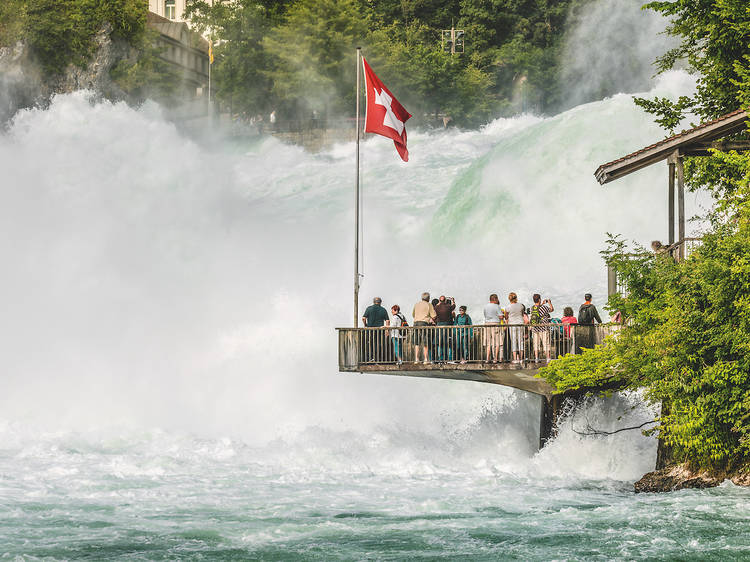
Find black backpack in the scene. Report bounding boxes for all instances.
[579,305,593,324]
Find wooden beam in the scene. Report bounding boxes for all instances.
[668,161,675,245]
[677,155,685,261]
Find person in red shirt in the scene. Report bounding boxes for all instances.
[561,306,578,338]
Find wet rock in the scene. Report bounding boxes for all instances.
[634,464,750,493]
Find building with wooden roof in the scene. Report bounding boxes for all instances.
[594,109,750,262]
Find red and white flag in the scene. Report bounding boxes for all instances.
[362,57,412,162]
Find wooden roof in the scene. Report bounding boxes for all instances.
[595,108,749,184]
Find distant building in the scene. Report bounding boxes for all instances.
[148,0,214,23]
[147,12,209,100]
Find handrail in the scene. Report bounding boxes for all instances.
[337,324,617,370]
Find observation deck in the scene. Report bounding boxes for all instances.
[337,324,617,448]
[336,324,616,398]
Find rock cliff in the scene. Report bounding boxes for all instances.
[0,24,132,123]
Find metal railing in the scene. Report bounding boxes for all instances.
[607,236,704,297]
[337,324,616,370]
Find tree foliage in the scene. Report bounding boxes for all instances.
[22,0,146,74]
[634,0,750,124]
[186,0,580,126]
[542,0,750,472]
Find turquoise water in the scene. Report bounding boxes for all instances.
[0,61,740,558]
[2,418,750,560]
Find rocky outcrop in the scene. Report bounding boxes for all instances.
[634,463,750,493]
[0,24,133,123]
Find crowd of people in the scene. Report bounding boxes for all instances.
[361,292,605,365]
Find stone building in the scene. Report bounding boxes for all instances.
[148,0,213,23]
[147,12,209,101]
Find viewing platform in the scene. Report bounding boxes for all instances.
[337,324,617,447]
[337,324,616,399]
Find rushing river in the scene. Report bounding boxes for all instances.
[2,8,749,556]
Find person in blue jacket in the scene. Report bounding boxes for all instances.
[454,306,473,363]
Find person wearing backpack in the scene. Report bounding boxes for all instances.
[390,304,408,364]
[530,294,554,363]
[577,293,603,353]
[578,294,603,325]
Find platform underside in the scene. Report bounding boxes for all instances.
[348,362,555,397]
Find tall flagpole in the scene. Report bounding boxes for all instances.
[354,47,362,327]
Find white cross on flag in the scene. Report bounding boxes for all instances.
[362,57,412,162]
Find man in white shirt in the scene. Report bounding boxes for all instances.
[483,294,504,363]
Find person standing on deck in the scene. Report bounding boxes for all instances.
[412,292,436,364]
[434,295,455,361]
[362,297,390,362]
[577,293,603,353]
[578,294,602,325]
[455,306,473,363]
[505,292,527,363]
[362,297,389,327]
[483,294,504,363]
[530,294,554,363]
[561,306,578,338]
[390,305,407,364]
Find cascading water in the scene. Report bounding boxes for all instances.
[2,3,748,558]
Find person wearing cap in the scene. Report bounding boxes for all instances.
[362,297,390,362]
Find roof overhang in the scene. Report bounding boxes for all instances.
[595,109,749,185]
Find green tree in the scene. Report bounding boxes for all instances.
[186,0,274,115]
[636,0,750,122]
[264,0,370,117]
[22,0,146,74]
[0,0,27,46]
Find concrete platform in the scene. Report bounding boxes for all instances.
[350,362,555,397]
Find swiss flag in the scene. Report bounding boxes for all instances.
[363,57,412,162]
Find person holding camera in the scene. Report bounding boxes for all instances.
[530,294,554,363]
[434,295,456,361]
